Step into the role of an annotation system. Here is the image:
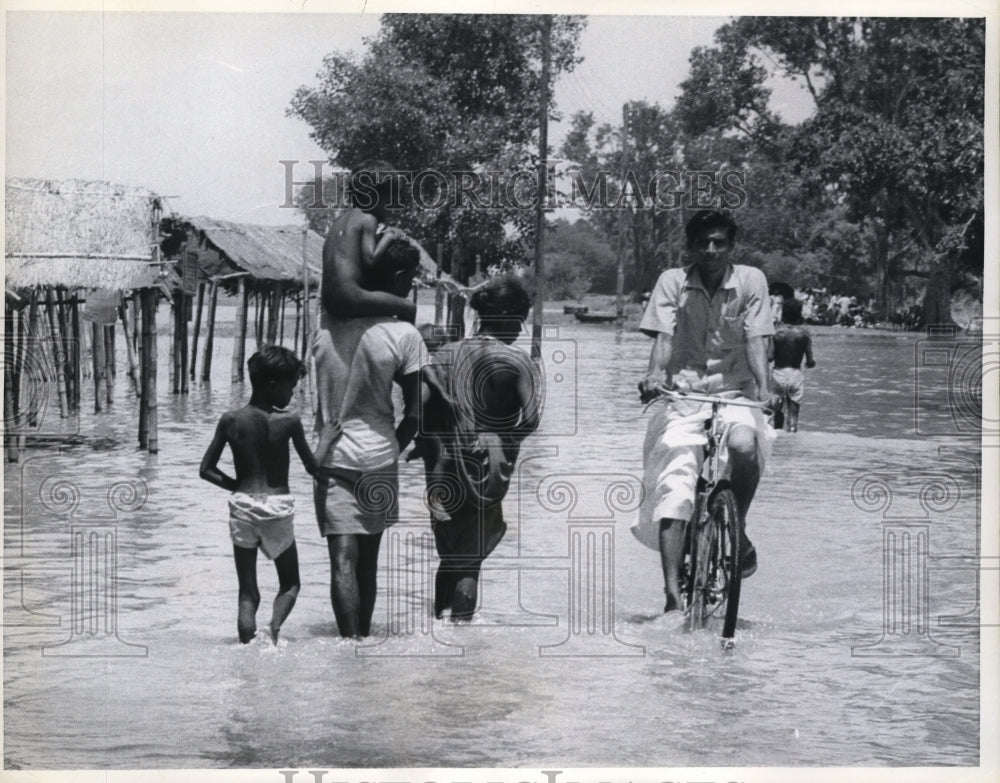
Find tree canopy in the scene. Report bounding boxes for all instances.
[288,14,585,282]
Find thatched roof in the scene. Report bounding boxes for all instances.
[5,178,167,291]
[168,216,324,285]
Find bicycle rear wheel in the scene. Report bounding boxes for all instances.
[687,487,742,640]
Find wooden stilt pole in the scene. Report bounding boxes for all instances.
[201,280,218,383]
[232,277,248,383]
[138,294,148,449]
[179,296,189,394]
[4,305,18,462]
[190,281,204,381]
[254,291,263,351]
[143,289,159,452]
[44,289,69,418]
[266,287,279,345]
[279,290,286,346]
[120,301,140,396]
[104,324,114,405]
[92,321,105,413]
[26,293,40,426]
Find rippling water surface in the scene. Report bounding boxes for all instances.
[3,310,982,768]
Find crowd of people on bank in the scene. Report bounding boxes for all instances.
[769,288,925,331]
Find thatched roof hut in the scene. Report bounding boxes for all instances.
[160,215,323,293]
[4,177,169,457]
[5,178,169,291]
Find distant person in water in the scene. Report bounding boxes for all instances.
[199,346,336,643]
[417,275,540,621]
[770,298,816,433]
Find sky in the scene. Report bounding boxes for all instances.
[4,11,819,226]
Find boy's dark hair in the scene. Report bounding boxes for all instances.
[470,275,531,319]
[685,209,738,249]
[782,297,804,325]
[247,345,305,389]
[348,158,394,208]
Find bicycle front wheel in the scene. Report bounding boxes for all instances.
[688,487,743,639]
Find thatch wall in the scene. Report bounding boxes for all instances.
[5,178,164,290]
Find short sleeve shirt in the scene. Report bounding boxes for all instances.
[639,263,773,395]
[317,314,429,471]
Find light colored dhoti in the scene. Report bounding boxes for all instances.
[631,398,774,551]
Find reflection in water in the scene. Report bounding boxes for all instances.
[3,320,982,767]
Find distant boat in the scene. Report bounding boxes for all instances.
[574,311,618,324]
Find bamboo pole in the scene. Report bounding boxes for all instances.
[146,290,159,452]
[4,306,18,462]
[232,277,248,383]
[143,289,159,452]
[44,289,69,418]
[266,287,279,345]
[179,296,189,394]
[201,280,219,383]
[169,297,178,393]
[71,290,82,408]
[293,292,301,356]
[530,14,552,363]
[119,301,141,396]
[104,324,114,405]
[254,291,263,350]
[91,321,105,413]
[138,294,148,448]
[279,290,286,346]
[190,281,205,381]
[56,289,76,405]
[26,293,40,426]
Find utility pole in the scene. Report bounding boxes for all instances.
[531,14,552,363]
[615,103,629,326]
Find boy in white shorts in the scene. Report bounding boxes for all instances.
[200,345,337,643]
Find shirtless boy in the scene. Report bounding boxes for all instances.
[321,158,417,324]
[200,346,334,643]
[771,298,816,432]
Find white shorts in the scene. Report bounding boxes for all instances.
[632,397,775,551]
[771,367,805,404]
[228,493,295,560]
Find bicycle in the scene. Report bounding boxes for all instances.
[644,385,769,648]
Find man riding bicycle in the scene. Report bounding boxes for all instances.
[635,210,774,613]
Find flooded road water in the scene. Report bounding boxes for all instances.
[3,307,984,768]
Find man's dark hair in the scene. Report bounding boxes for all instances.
[781,297,804,325]
[470,275,531,319]
[684,209,738,249]
[247,345,305,390]
[348,158,394,208]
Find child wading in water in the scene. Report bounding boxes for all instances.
[200,345,337,643]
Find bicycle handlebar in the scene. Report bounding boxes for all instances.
[643,384,769,412]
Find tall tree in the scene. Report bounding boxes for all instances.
[288,14,585,282]
[678,17,985,322]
